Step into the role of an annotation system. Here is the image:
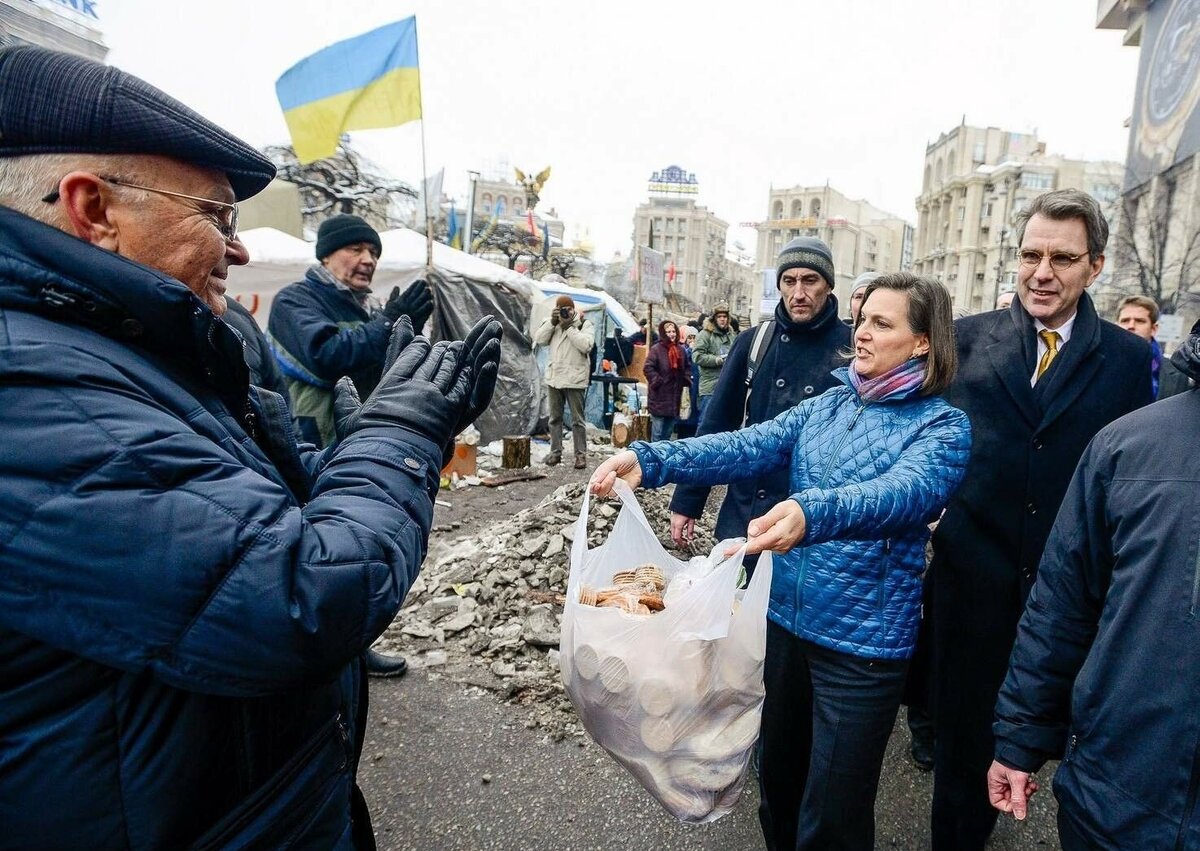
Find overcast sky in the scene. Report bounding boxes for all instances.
[99,0,1140,259]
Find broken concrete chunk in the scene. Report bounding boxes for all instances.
[543,534,564,557]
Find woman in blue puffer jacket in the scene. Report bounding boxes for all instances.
[590,273,971,851]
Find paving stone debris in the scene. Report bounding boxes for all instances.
[375,481,721,740]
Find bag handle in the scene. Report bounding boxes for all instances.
[568,484,593,581]
[569,479,654,571]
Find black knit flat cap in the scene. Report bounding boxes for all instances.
[0,46,275,201]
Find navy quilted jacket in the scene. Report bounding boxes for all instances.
[267,269,392,446]
[0,209,439,849]
[633,369,971,659]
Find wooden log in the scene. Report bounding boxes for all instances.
[611,420,630,449]
[631,414,653,442]
[481,469,547,488]
[501,435,531,469]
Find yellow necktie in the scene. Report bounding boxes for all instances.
[1036,330,1060,381]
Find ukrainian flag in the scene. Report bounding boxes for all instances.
[276,17,421,164]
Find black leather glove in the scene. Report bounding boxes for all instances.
[336,337,473,449]
[383,279,433,330]
[334,316,416,442]
[452,315,503,437]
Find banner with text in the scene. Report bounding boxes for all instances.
[638,245,665,305]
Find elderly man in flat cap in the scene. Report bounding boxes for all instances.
[0,45,501,850]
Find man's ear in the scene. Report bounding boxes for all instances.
[57,172,120,250]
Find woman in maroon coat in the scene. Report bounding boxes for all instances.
[643,319,691,441]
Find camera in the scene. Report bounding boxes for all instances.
[558,306,574,319]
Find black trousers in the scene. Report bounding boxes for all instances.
[929,554,1024,851]
[758,623,909,851]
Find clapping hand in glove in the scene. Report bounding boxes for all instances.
[333,315,503,455]
[383,279,434,331]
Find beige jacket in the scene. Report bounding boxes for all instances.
[533,315,595,389]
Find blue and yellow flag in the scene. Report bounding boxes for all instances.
[447,200,461,249]
[276,17,422,163]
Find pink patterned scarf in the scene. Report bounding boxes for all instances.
[848,357,928,402]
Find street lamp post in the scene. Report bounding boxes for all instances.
[464,170,479,254]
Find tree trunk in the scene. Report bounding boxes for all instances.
[631,414,652,443]
[502,435,531,469]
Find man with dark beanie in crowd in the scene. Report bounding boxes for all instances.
[268,213,434,449]
[668,236,850,561]
[268,213,434,678]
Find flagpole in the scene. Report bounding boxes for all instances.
[415,17,433,271]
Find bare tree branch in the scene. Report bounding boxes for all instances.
[264,138,417,234]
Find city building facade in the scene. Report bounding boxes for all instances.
[912,123,1123,315]
[630,166,754,316]
[0,0,105,60]
[1098,0,1200,334]
[754,185,913,314]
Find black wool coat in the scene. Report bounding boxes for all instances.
[928,294,1152,775]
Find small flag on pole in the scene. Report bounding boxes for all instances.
[276,17,422,163]
[447,201,461,249]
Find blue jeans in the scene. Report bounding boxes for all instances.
[758,623,908,851]
[651,415,676,442]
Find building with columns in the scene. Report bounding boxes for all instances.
[912,123,1123,314]
[754,185,913,312]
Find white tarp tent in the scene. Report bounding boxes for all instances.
[227,227,633,440]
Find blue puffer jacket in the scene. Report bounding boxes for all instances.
[633,368,971,659]
[0,208,439,850]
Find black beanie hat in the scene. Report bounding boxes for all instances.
[776,237,835,289]
[315,214,382,260]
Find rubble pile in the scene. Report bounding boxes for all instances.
[373,481,722,740]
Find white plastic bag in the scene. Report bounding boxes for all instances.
[560,480,771,823]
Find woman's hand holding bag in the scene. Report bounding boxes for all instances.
[725,498,808,557]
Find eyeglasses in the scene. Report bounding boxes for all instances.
[780,273,825,288]
[1016,249,1089,271]
[42,176,240,242]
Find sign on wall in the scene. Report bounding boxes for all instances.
[1125,0,1200,187]
[30,0,100,20]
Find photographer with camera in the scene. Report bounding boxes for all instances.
[533,294,595,468]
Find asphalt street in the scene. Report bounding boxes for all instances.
[359,672,1061,850]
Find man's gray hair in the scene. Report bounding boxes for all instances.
[0,153,150,224]
[1013,188,1109,259]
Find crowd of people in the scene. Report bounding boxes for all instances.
[2,41,1199,851]
[591,189,1199,850]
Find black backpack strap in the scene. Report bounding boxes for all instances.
[742,319,776,427]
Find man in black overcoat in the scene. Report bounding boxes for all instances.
[928,189,1153,849]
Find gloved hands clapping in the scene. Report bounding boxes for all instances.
[333,315,415,441]
[383,278,433,331]
[333,315,503,453]
[452,315,503,438]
